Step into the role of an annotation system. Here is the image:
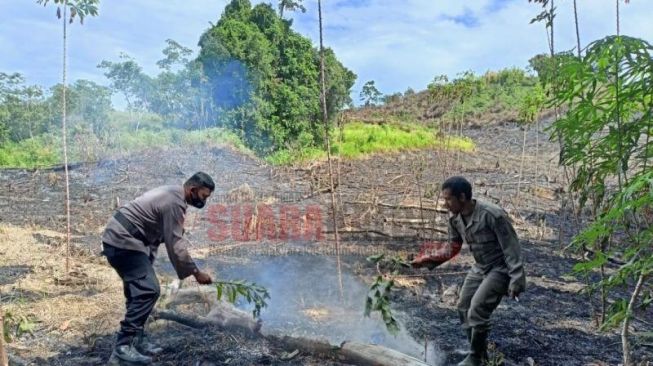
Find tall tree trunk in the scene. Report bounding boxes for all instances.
[573,0,581,57]
[317,0,344,300]
[616,0,620,36]
[62,1,72,274]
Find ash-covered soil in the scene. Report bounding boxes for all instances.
[1,121,651,366]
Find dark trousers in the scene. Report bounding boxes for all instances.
[103,243,160,346]
[456,269,509,332]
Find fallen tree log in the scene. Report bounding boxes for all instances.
[340,341,430,366]
[158,284,261,335]
[158,282,430,366]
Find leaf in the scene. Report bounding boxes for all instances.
[366,253,384,263]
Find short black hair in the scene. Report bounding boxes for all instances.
[442,176,472,201]
[184,171,215,191]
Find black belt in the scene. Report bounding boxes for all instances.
[113,210,148,244]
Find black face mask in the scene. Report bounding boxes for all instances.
[190,190,206,209]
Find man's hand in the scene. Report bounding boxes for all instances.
[508,282,524,300]
[410,257,442,270]
[194,270,212,285]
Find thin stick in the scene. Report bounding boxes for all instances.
[573,0,582,57]
[616,0,620,36]
[62,0,72,275]
[424,338,428,362]
[517,125,528,199]
[317,0,344,301]
[622,272,648,366]
[0,311,7,366]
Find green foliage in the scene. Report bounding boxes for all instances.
[363,254,409,335]
[549,35,653,331]
[360,80,383,106]
[102,125,246,155]
[0,72,48,141]
[265,121,474,165]
[0,72,113,146]
[518,83,545,124]
[337,122,471,157]
[426,69,540,125]
[572,171,653,298]
[0,135,60,168]
[0,117,246,168]
[278,0,305,18]
[49,80,113,135]
[197,0,356,154]
[36,0,99,24]
[156,39,193,71]
[90,5,354,152]
[528,52,576,87]
[548,36,653,208]
[215,280,270,318]
[3,311,38,342]
[98,54,150,111]
[364,275,399,335]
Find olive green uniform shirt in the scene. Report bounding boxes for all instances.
[448,199,526,292]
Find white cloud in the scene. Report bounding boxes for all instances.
[1,0,651,102]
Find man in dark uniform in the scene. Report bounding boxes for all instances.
[412,176,526,366]
[102,172,215,365]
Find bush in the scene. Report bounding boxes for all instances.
[0,135,60,168]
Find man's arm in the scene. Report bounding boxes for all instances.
[411,218,463,269]
[491,214,526,297]
[161,204,210,283]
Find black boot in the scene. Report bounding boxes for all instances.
[135,331,163,355]
[456,327,488,366]
[107,342,152,365]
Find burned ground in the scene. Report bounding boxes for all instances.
[1,122,651,366]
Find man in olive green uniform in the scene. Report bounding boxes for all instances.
[412,176,526,366]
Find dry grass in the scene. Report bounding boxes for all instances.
[0,224,123,359]
[393,277,426,289]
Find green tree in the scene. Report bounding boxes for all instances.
[98,53,155,130]
[66,80,112,135]
[197,0,355,153]
[37,0,100,275]
[98,54,148,111]
[549,35,653,366]
[156,39,193,71]
[360,80,382,106]
[0,74,49,141]
[151,40,204,128]
[278,0,305,19]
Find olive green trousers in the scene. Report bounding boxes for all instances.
[456,269,510,331]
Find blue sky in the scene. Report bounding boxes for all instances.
[1,0,652,107]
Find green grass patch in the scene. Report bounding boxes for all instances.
[104,127,246,153]
[0,127,248,168]
[266,121,474,165]
[0,135,60,168]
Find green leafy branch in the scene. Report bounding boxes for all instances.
[36,0,99,24]
[363,254,410,335]
[215,280,270,319]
